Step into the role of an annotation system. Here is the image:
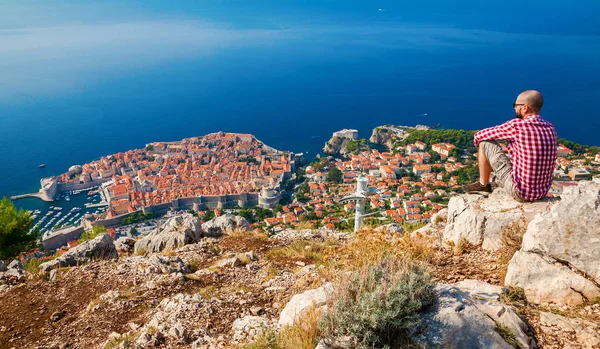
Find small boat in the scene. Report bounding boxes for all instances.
[39,164,46,168]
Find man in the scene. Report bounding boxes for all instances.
[464,90,557,202]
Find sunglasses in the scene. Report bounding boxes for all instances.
[513,103,525,108]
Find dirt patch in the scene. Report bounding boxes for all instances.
[429,245,505,285]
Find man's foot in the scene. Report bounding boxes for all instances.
[463,181,493,196]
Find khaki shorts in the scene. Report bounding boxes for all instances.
[479,141,525,202]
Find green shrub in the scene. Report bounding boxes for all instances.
[78,225,106,243]
[23,258,44,274]
[319,257,435,349]
[494,322,522,349]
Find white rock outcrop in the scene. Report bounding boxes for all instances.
[411,279,534,349]
[39,233,117,274]
[202,214,250,236]
[278,283,333,327]
[505,181,600,306]
[134,213,203,254]
[444,188,554,251]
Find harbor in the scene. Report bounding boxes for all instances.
[23,187,108,238]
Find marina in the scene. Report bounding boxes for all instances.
[27,188,106,237]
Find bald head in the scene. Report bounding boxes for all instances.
[517,90,544,113]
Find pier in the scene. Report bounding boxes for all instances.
[84,202,108,208]
[10,192,52,202]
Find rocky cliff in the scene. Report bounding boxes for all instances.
[322,135,352,155]
[369,127,396,150]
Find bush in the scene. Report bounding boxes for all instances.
[23,258,44,274]
[0,197,37,259]
[319,257,435,348]
[79,225,106,243]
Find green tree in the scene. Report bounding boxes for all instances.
[428,150,441,163]
[327,167,343,184]
[0,198,37,259]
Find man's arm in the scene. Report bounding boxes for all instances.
[473,120,516,147]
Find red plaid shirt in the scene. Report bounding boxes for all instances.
[474,115,557,201]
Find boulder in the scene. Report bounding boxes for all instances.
[202,214,250,236]
[278,283,333,327]
[505,181,600,306]
[0,260,6,272]
[443,188,554,251]
[39,233,117,274]
[115,236,136,253]
[7,259,23,270]
[136,255,189,275]
[134,213,203,254]
[411,279,534,349]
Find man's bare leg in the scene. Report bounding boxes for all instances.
[478,146,492,185]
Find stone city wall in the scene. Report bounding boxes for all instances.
[92,192,261,228]
[42,226,85,250]
[57,177,111,193]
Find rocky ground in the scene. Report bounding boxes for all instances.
[1,182,599,349]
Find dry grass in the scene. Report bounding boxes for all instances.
[265,240,333,265]
[263,266,279,282]
[498,220,527,281]
[197,285,217,299]
[244,306,320,349]
[295,221,315,230]
[454,237,471,255]
[162,248,177,257]
[322,228,433,274]
[277,306,321,349]
[188,258,201,273]
[225,228,267,239]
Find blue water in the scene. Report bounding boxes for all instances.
[1,0,599,211]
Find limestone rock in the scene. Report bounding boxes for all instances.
[538,312,600,349]
[272,228,350,244]
[114,236,136,253]
[444,188,554,251]
[323,136,350,155]
[231,316,268,342]
[369,127,397,150]
[213,256,242,269]
[505,251,600,306]
[7,259,23,270]
[0,267,26,285]
[135,293,204,346]
[39,233,117,274]
[411,279,534,349]
[278,283,333,327]
[136,255,189,275]
[202,214,250,236]
[134,213,203,254]
[505,181,600,306]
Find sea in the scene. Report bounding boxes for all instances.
[1,0,599,219]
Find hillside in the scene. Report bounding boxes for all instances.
[1,181,599,348]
